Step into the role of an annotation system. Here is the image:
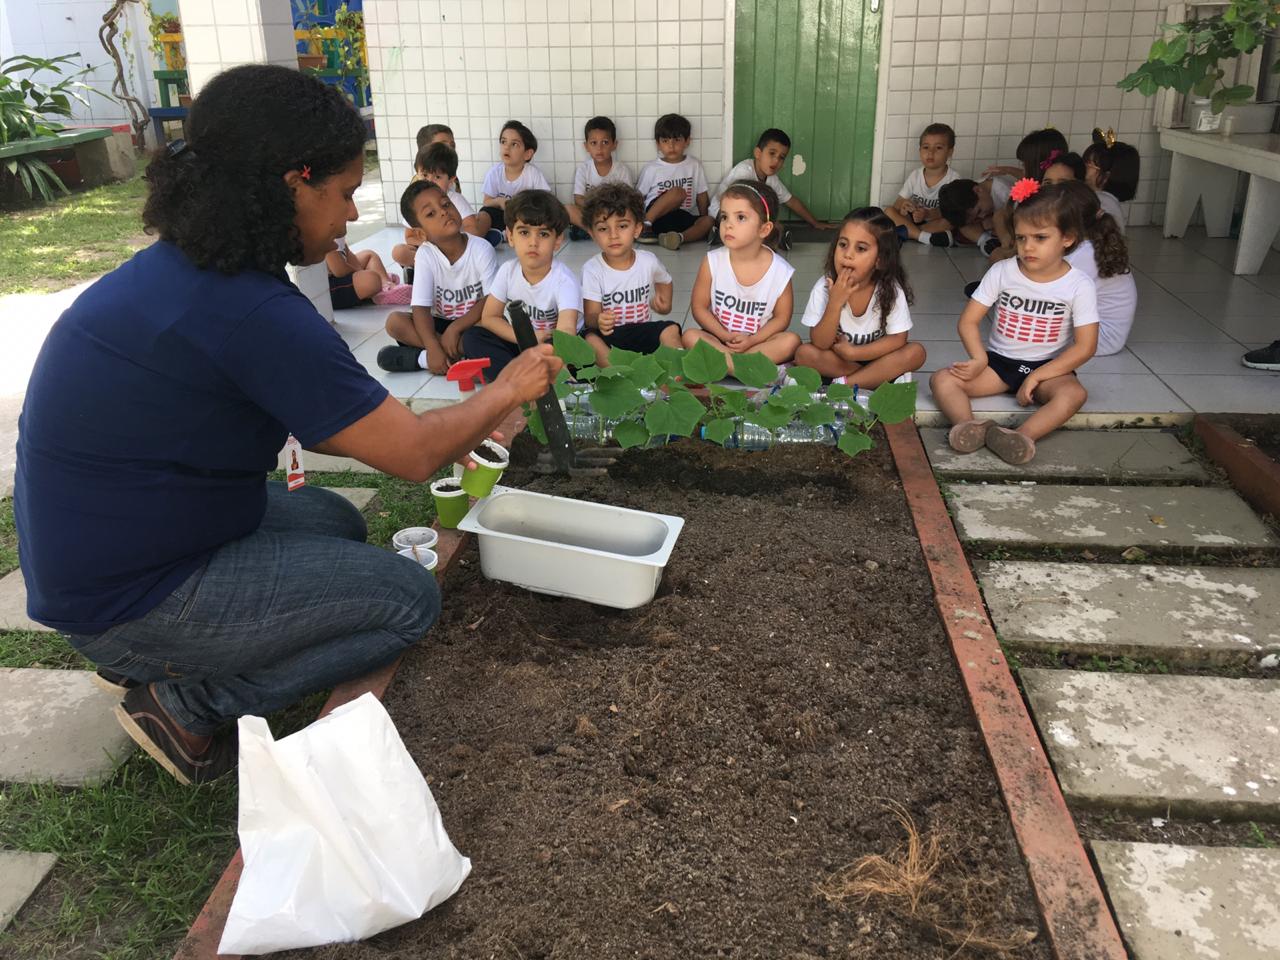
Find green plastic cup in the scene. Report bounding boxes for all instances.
[459,439,509,498]
[431,478,469,529]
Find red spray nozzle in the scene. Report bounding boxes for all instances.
[446,357,491,391]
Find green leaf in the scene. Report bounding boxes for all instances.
[1149,38,1168,61]
[1233,23,1256,51]
[552,367,574,399]
[1162,34,1188,64]
[667,388,707,434]
[681,339,728,384]
[788,366,822,392]
[552,330,595,368]
[1192,75,1218,97]
[799,402,836,427]
[622,355,664,391]
[867,381,917,424]
[747,400,792,431]
[838,428,874,458]
[652,344,686,376]
[523,403,548,444]
[704,418,736,446]
[644,389,704,438]
[574,364,602,381]
[773,383,813,411]
[732,352,779,389]
[612,420,650,450]
[825,383,854,402]
[1222,83,1255,105]
[710,385,750,417]
[592,366,629,378]
[607,346,644,368]
[588,376,645,418]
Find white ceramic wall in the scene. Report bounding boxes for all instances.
[178,0,298,96]
[364,0,731,224]
[876,0,1170,226]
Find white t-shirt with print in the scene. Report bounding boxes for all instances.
[1066,240,1136,356]
[410,234,498,320]
[635,155,710,213]
[573,157,634,196]
[481,163,552,201]
[709,157,794,217]
[989,175,1014,210]
[705,247,795,337]
[581,249,673,327]
[490,259,583,332]
[899,166,961,211]
[1097,190,1126,234]
[801,278,912,346]
[972,257,1099,362]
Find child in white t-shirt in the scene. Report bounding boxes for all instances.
[476,120,552,241]
[938,176,1016,258]
[378,180,498,375]
[1083,128,1140,235]
[794,207,926,388]
[683,181,798,378]
[708,128,830,248]
[930,180,1099,465]
[392,143,482,275]
[1058,181,1136,356]
[579,183,677,366]
[566,116,634,241]
[884,123,961,246]
[634,113,715,251]
[470,191,582,378]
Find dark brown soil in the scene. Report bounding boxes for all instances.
[1076,808,1280,850]
[293,437,1051,960]
[1219,413,1280,464]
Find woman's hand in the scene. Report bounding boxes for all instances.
[495,343,563,404]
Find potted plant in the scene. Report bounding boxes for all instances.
[332,3,370,106]
[146,3,185,70]
[293,0,327,71]
[1118,0,1280,130]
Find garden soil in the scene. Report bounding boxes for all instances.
[1219,413,1280,465]
[292,436,1051,960]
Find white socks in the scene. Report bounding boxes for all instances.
[417,350,427,370]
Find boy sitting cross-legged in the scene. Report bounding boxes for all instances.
[391,142,483,276]
[635,113,715,250]
[566,115,634,241]
[378,180,498,374]
[466,190,583,377]
[580,183,677,367]
[709,128,830,248]
[883,123,961,246]
[476,120,551,244]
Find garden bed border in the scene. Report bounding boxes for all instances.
[175,415,1125,960]
[1194,414,1280,518]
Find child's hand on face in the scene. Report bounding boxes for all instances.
[950,357,988,381]
[831,267,860,301]
[597,309,618,336]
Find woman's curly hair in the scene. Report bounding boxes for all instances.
[143,64,366,275]
[1058,181,1131,279]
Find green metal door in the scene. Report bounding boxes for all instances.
[733,0,882,220]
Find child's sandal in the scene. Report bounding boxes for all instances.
[947,419,990,454]
[985,426,1036,465]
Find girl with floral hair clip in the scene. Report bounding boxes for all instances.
[929,179,1099,465]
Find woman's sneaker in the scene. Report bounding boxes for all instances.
[1242,340,1280,371]
[377,345,423,372]
[114,685,237,786]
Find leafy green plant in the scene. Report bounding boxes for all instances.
[333,4,367,80]
[521,334,916,459]
[1118,0,1280,113]
[1,52,104,201]
[146,2,183,61]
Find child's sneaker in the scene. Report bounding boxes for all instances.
[778,226,794,251]
[484,228,504,248]
[659,231,683,250]
[947,419,990,454]
[372,283,412,305]
[927,231,953,247]
[980,236,1001,256]
[568,225,590,242]
[638,223,659,245]
[985,425,1036,465]
[377,345,423,372]
[963,280,980,298]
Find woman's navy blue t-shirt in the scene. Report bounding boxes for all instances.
[14,241,388,634]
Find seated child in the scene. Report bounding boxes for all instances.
[709,128,830,247]
[391,143,482,274]
[939,176,1015,256]
[682,181,799,376]
[476,120,551,242]
[978,128,1073,262]
[416,123,461,193]
[378,180,498,374]
[794,207,926,388]
[1041,152,1086,185]
[1060,180,1136,356]
[468,190,582,377]
[325,238,408,308]
[929,181,1098,465]
[566,116,634,240]
[883,123,962,246]
[1083,128,1140,233]
[579,183,677,366]
[635,113,715,250]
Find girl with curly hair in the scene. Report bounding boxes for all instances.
[14,65,560,785]
[1059,180,1136,356]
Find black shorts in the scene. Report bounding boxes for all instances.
[394,316,454,349]
[986,351,1069,391]
[592,320,680,354]
[480,205,505,231]
[648,207,697,235]
[328,272,370,310]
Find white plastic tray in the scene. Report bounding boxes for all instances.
[457,486,684,609]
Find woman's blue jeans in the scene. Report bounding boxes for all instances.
[67,483,439,735]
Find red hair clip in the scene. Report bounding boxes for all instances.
[1038,149,1062,172]
[300,164,312,181]
[1010,178,1040,203]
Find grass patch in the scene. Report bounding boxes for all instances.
[0,630,85,670]
[0,158,151,296]
[1,496,15,577]
[267,469,441,546]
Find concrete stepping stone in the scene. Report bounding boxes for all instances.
[0,850,57,929]
[946,484,1278,551]
[978,561,1280,664]
[922,428,1208,483]
[1021,669,1279,818]
[1092,841,1280,959]
[321,487,377,512]
[0,669,134,786]
[0,570,51,633]
[277,448,379,474]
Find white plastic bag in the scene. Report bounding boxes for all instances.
[218,692,471,955]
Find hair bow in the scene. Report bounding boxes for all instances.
[1038,149,1062,172]
[1010,178,1040,204]
[1093,127,1117,149]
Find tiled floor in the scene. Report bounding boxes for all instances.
[343,224,1280,419]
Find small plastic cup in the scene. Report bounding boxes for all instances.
[397,545,439,576]
[392,527,439,553]
[431,478,469,529]
[459,439,510,498]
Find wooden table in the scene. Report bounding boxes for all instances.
[1160,128,1280,275]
